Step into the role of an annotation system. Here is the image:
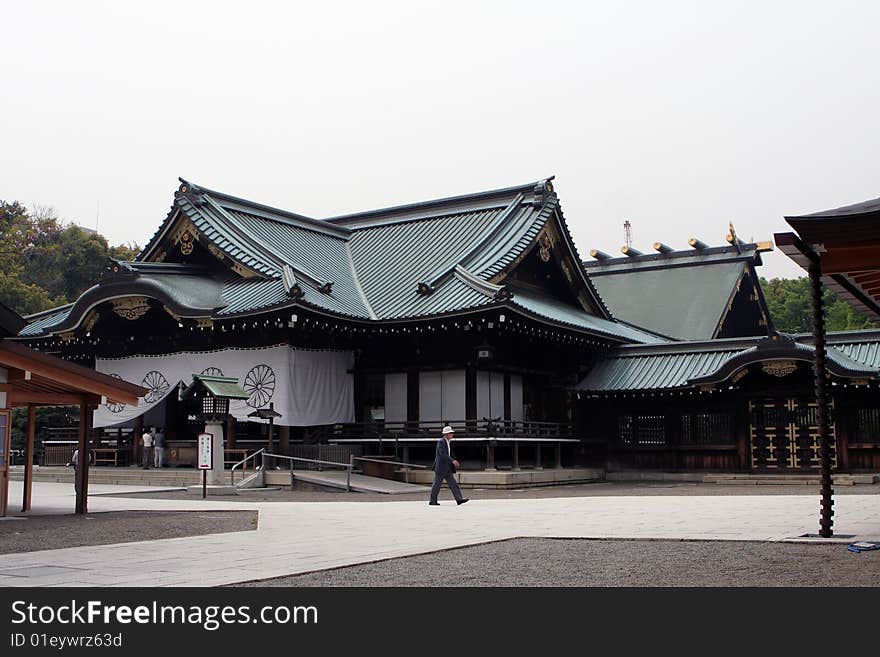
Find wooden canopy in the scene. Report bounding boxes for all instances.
[0,337,146,516]
[0,339,145,408]
[776,197,880,320]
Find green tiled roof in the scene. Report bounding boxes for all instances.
[584,244,770,340]
[182,375,249,400]
[20,177,668,344]
[576,332,880,392]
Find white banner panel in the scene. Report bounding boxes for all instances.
[510,374,524,422]
[476,371,505,421]
[419,370,465,423]
[93,345,354,428]
[384,373,407,423]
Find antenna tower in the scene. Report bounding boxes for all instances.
[623,220,632,248]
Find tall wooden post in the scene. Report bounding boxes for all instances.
[21,404,35,512]
[809,262,834,537]
[75,400,92,515]
[133,415,143,467]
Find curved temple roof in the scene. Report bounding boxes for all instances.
[20,177,660,345]
[576,331,880,392]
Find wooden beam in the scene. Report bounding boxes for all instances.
[0,342,144,405]
[22,404,35,512]
[851,271,880,286]
[821,244,880,275]
[7,391,98,406]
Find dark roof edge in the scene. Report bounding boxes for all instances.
[180,178,351,239]
[323,177,554,226]
[22,302,75,322]
[582,243,762,273]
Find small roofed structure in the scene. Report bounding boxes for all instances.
[248,402,282,452]
[583,234,774,340]
[776,195,880,538]
[0,302,146,515]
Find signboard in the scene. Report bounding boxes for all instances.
[197,433,213,470]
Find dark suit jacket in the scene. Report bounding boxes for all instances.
[431,438,456,474]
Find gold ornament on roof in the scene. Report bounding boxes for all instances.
[539,233,552,262]
[112,297,150,321]
[762,360,797,378]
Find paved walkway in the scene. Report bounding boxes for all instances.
[1,482,878,587]
[291,470,429,494]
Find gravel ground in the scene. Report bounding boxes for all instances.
[110,480,880,503]
[231,537,880,587]
[0,510,258,554]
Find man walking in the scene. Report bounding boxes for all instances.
[429,425,468,506]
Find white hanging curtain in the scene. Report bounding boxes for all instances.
[93,345,354,428]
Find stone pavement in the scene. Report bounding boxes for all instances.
[1,482,878,587]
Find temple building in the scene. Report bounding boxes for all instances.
[13,179,880,481]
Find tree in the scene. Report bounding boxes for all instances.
[0,200,138,316]
[760,277,876,333]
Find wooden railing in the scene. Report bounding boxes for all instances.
[326,419,574,440]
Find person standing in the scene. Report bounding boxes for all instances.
[153,427,165,468]
[141,428,154,469]
[67,448,80,494]
[429,425,468,506]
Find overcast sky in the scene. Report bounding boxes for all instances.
[4,1,879,279]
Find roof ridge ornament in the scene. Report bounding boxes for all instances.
[282,263,333,297]
[532,179,555,208]
[101,258,137,281]
[452,265,514,301]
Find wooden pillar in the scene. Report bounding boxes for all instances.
[486,440,496,470]
[225,414,236,449]
[278,425,290,455]
[809,261,834,537]
[465,367,477,432]
[503,373,511,428]
[834,393,850,472]
[75,400,92,515]
[21,404,35,512]
[132,415,143,466]
[736,397,749,471]
[406,370,419,432]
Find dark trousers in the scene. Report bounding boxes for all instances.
[141,447,153,468]
[430,470,464,503]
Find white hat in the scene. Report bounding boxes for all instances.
[442,425,454,435]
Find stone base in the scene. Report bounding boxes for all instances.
[186,485,239,496]
[401,467,604,489]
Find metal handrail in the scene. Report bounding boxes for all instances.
[355,455,429,484]
[355,456,428,469]
[263,452,355,491]
[229,448,265,485]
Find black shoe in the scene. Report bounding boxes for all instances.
[429,502,439,506]
[457,498,469,505]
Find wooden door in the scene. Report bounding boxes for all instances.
[748,398,837,471]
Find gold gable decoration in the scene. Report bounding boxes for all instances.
[762,360,798,378]
[112,297,151,321]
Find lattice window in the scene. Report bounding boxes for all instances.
[618,414,666,446]
[856,408,880,444]
[681,411,735,445]
[618,415,634,445]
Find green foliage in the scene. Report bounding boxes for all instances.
[0,200,139,316]
[760,277,876,333]
[11,406,79,455]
